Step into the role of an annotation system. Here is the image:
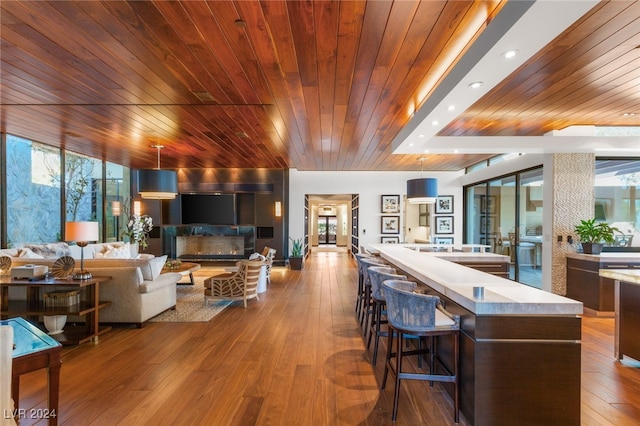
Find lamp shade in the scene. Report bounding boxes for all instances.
[65,221,99,242]
[137,169,178,200]
[111,201,121,217]
[407,178,438,204]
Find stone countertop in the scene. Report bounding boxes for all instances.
[369,244,583,316]
[599,269,640,285]
[566,252,640,262]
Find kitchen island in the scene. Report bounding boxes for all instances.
[598,269,640,362]
[369,244,583,425]
[566,252,640,315]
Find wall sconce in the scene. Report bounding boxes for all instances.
[133,200,142,216]
[275,201,282,217]
[111,201,121,217]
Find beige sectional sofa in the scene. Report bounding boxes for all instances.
[0,242,181,326]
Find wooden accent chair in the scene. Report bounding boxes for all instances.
[204,259,264,308]
[381,280,460,423]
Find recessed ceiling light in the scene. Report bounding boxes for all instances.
[419,134,425,138]
[409,143,414,147]
[447,105,456,111]
[423,149,429,153]
[502,49,519,59]
[468,81,483,89]
[453,149,459,154]
[431,120,439,126]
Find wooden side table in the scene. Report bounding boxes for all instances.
[0,276,112,345]
[3,317,62,425]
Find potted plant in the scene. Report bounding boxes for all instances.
[574,218,620,254]
[289,237,304,270]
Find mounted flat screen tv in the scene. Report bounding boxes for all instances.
[181,194,236,225]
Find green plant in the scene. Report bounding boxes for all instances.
[574,218,620,245]
[290,237,303,257]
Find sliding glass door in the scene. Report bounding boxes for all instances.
[464,167,543,288]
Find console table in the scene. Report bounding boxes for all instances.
[0,276,111,345]
[3,317,62,425]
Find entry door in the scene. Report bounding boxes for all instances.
[318,216,337,244]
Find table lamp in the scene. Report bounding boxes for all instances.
[65,221,99,280]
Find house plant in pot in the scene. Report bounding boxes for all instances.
[289,237,304,270]
[574,218,619,254]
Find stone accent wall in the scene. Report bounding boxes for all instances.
[551,153,594,295]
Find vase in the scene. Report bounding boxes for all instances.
[43,315,67,335]
[581,242,603,255]
[130,242,139,258]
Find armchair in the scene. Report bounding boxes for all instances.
[261,246,277,284]
[204,259,264,308]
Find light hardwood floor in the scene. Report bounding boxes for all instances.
[13,251,640,425]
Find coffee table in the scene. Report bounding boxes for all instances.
[163,262,201,285]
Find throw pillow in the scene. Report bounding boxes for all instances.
[18,248,45,259]
[102,244,131,259]
[143,255,167,281]
[25,242,71,257]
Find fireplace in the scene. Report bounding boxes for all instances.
[163,225,255,261]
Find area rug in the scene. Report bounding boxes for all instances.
[149,278,233,322]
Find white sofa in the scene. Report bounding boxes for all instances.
[0,242,181,327]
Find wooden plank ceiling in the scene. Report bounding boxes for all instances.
[2,1,639,171]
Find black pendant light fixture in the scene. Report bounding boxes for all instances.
[407,157,438,204]
[137,144,178,200]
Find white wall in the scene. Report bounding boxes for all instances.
[289,169,464,250]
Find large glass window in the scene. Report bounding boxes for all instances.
[595,159,640,248]
[6,135,62,245]
[104,162,131,242]
[64,152,102,223]
[4,133,131,247]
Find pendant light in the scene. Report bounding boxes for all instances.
[137,144,178,200]
[407,157,438,204]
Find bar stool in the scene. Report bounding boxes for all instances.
[367,266,407,366]
[354,253,374,321]
[359,257,387,336]
[381,280,460,423]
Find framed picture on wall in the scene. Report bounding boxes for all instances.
[435,216,454,234]
[435,237,453,245]
[381,236,400,244]
[381,215,400,234]
[381,194,400,213]
[435,195,454,214]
